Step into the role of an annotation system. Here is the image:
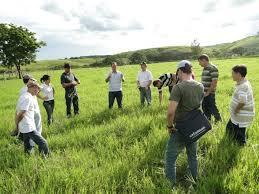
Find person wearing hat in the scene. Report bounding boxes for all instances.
[11,75,45,136]
[198,54,222,122]
[61,63,80,118]
[153,73,177,105]
[15,81,49,156]
[137,62,153,106]
[165,60,204,186]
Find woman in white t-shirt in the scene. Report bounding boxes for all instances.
[40,75,55,125]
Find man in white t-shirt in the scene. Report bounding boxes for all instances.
[137,62,153,106]
[105,62,125,109]
[11,75,45,136]
[16,82,49,156]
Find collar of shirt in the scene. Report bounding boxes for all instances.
[236,78,247,86]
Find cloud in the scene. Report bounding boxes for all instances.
[203,1,217,13]
[221,22,235,28]
[232,0,256,6]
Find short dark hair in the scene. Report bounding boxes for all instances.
[198,54,210,62]
[178,65,192,74]
[232,65,247,77]
[40,75,50,83]
[140,62,147,65]
[64,63,71,69]
[153,80,160,87]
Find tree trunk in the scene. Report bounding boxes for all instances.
[15,64,22,79]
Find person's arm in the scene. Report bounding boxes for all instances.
[15,110,26,129]
[74,74,80,84]
[205,68,219,96]
[167,101,179,134]
[234,90,247,114]
[105,73,112,83]
[159,91,163,105]
[37,93,48,101]
[147,71,153,88]
[121,73,125,82]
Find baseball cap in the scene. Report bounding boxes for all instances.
[22,74,32,80]
[177,60,192,69]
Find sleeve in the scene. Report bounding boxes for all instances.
[136,72,140,81]
[61,74,65,84]
[210,67,219,81]
[19,97,31,111]
[149,71,153,80]
[237,88,248,104]
[169,85,181,102]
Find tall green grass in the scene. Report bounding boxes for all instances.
[0,57,258,193]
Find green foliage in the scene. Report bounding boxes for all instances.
[129,52,147,64]
[191,39,203,59]
[0,57,258,193]
[0,23,46,78]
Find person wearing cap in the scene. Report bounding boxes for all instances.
[137,62,153,106]
[198,54,222,122]
[153,73,177,105]
[15,81,49,156]
[165,60,204,186]
[105,62,125,109]
[11,75,45,136]
[61,63,80,118]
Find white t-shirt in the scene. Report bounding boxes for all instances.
[19,86,40,113]
[16,92,36,133]
[41,83,54,101]
[137,70,153,87]
[107,71,124,92]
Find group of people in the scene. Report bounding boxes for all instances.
[12,54,255,187]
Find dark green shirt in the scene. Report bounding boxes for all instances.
[169,80,204,122]
[201,64,219,93]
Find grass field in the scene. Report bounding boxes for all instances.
[0,57,258,193]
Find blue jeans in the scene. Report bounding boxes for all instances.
[139,87,151,105]
[165,132,198,183]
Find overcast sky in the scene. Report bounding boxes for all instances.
[1,0,259,59]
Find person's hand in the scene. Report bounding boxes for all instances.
[44,96,48,100]
[234,109,239,115]
[167,126,176,135]
[10,128,19,136]
[145,86,150,90]
[72,81,78,86]
[204,92,210,97]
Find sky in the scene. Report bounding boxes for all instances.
[0,0,259,60]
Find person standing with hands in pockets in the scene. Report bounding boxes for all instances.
[137,62,153,106]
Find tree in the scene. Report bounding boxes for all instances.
[190,39,203,58]
[129,52,147,64]
[0,23,46,78]
[232,47,246,56]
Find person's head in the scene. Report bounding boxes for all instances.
[176,60,193,81]
[198,54,210,67]
[22,74,32,84]
[153,80,162,88]
[40,75,51,84]
[64,63,71,73]
[111,62,117,72]
[27,81,40,96]
[232,65,247,82]
[140,62,147,71]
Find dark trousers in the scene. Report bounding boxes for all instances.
[109,91,123,109]
[65,95,79,116]
[226,119,246,145]
[43,100,55,125]
[202,94,222,122]
[22,131,49,155]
